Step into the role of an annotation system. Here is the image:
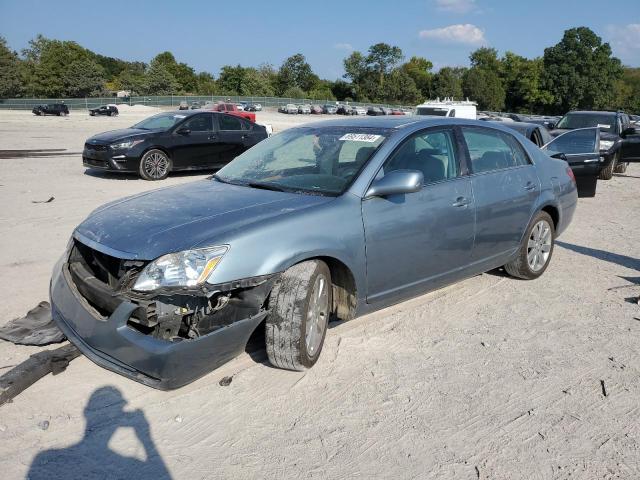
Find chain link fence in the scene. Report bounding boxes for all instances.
[0,95,413,111]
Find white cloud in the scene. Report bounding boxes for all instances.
[435,0,478,14]
[334,43,354,51]
[419,24,486,45]
[605,23,640,65]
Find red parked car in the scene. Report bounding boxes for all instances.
[205,102,256,123]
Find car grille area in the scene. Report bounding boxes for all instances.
[68,240,148,318]
[84,143,108,152]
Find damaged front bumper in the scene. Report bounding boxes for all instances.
[50,252,274,390]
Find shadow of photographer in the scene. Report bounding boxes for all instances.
[28,386,171,480]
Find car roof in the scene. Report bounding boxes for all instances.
[297,116,500,130]
[567,110,619,115]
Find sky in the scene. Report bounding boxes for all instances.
[1,0,638,79]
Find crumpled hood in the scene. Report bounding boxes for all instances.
[86,128,154,144]
[74,180,333,260]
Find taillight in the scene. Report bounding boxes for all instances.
[566,166,576,184]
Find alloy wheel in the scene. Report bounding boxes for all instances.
[305,274,329,356]
[143,152,169,179]
[527,220,552,272]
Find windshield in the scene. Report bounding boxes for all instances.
[555,113,617,134]
[215,127,390,195]
[132,113,187,130]
[416,107,449,116]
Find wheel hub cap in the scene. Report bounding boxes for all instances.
[305,274,329,356]
[144,152,168,178]
[527,220,552,272]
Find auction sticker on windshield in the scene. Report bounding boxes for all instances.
[339,133,382,142]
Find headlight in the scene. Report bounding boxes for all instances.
[133,246,228,292]
[599,140,615,151]
[111,139,144,150]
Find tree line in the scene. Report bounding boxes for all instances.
[0,27,638,115]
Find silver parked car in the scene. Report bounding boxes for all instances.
[285,104,298,114]
[298,104,311,114]
[51,116,593,389]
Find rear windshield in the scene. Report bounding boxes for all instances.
[416,107,449,116]
[556,113,617,134]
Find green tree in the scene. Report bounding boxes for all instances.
[463,67,505,110]
[195,72,217,95]
[151,51,197,92]
[500,53,552,112]
[144,59,180,95]
[542,26,623,114]
[276,53,317,95]
[282,86,306,99]
[380,69,420,104]
[401,56,433,99]
[0,36,22,97]
[62,58,106,97]
[432,67,465,99]
[366,43,403,86]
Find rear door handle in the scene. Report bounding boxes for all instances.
[452,197,470,208]
[208,135,218,140]
[524,182,536,191]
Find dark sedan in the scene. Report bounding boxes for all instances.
[53,116,587,389]
[89,105,119,117]
[82,111,268,180]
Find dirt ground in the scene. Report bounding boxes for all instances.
[0,110,639,479]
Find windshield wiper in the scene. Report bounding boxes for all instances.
[246,181,286,192]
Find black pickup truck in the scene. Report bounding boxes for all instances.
[32,104,69,116]
[550,111,640,179]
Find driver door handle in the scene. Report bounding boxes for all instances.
[208,134,218,140]
[524,181,536,191]
[452,197,470,208]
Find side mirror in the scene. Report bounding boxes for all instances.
[549,151,567,161]
[365,170,424,199]
[176,128,191,136]
[622,126,637,137]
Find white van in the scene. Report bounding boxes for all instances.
[415,99,477,119]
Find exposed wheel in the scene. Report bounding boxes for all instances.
[614,161,628,174]
[504,211,555,280]
[266,260,332,371]
[139,149,171,180]
[599,152,618,180]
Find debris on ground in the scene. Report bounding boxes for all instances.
[0,301,65,346]
[31,196,55,204]
[600,380,608,397]
[37,420,49,431]
[219,376,233,387]
[0,343,80,406]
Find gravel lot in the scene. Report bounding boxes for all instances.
[0,110,639,479]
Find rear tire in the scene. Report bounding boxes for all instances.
[138,149,171,181]
[599,152,618,180]
[504,211,555,280]
[614,161,628,174]
[265,260,332,371]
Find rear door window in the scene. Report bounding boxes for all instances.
[218,114,243,131]
[462,128,529,173]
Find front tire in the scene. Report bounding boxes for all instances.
[266,260,332,371]
[138,149,171,181]
[504,211,555,280]
[599,152,618,180]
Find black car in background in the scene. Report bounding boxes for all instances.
[551,111,640,178]
[83,111,268,180]
[89,105,119,116]
[32,103,69,116]
[367,107,385,116]
[501,121,601,197]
